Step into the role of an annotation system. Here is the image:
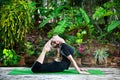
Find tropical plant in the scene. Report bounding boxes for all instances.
[92,1,120,42]
[55,8,92,35]
[107,21,120,32]
[38,0,94,39]
[0,0,35,48]
[76,30,87,44]
[63,34,76,45]
[2,49,21,66]
[107,20,120,41]
[93,7,113,20]
[25,42,35,55]
[94,48,109,65]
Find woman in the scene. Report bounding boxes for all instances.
[31,35,89,74]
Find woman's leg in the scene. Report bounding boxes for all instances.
[31,49,47,73]
[31,50,66,73]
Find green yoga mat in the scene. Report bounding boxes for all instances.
[8,68,104,75]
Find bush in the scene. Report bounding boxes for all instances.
[0,0,34,48]
[2,49,21,66]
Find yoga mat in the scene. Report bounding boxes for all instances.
[8,68,104,75]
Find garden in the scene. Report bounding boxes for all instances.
[0,0,120,68]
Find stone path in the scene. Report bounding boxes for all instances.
[0,67,120,80]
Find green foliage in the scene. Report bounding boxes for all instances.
[39,15,54,29]
[53,20,67,34]
[0,0,34,48]
[114,0,120,15]
[53,19,70,35]
[0,0,11,7]
[103,1,114,9]
[2,49,20,66]
[76,30,87,44]
[107,21,120,32]
[93,7,113,20]
[39,5,65,29]
[93,1,119,21]
[93,7,105,20]
[94,48,109,65]
[53,8,92,39]
[93,1,115,20]
[80,8,90,24]
[64,35,76,45]
[38,1,93,40]
[92,1,120,42]
[25,42,35,55]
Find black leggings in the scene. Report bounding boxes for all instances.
[31,61,69,73]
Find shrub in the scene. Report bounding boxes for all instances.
[0,0,34,48]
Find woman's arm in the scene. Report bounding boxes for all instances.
[67,55,89,74]
[36,39,52,64]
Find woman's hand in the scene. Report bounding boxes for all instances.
[79,70,90,74]
[80,68,87,71]
[67,55,90,75]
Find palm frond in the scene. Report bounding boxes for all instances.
[53,19,68,34]
[80,8,90,24]
[107,20,120,32]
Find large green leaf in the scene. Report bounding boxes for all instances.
[53,20,68,34]
[107,21,120,32]
[93,7,105,20]
[39,15,53,29]
[39,6,64,29]
[80,8,90,24]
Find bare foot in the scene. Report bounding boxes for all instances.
[54,57,61,62]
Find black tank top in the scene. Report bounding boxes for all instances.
[59,43,74,69]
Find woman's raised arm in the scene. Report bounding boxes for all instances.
[67,55,89,74]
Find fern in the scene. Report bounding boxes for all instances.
[107,20,120,32]
[93,6,113,20]
[52,5,64,17]
[103,1,114,9]
[53,19,68,34]
[80,8,90,24]
[39,5,64,29]
[93,7,105,20]
[39,15,54,29]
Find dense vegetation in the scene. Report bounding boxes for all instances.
[0,0,119,66]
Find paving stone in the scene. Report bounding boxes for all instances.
[0,67,120,80]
